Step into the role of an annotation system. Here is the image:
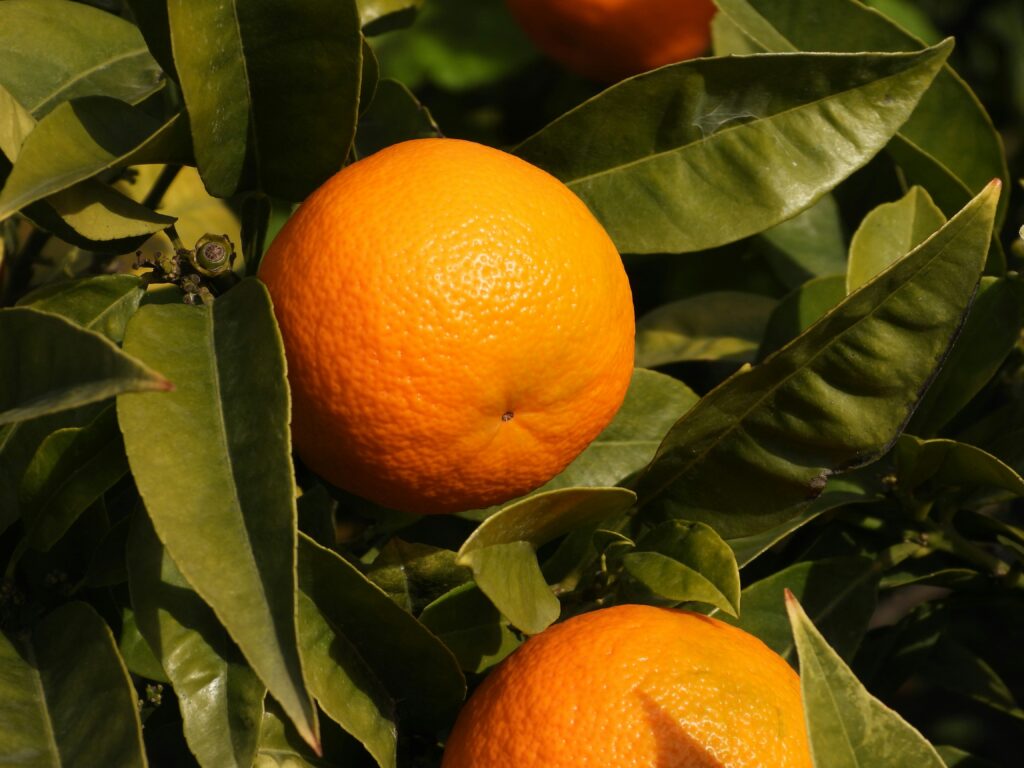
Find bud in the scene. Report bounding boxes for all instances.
[190,234,235,277]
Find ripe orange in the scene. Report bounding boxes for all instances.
[259,139,634,515]
[442,604,812,768]
[505,0,717,82]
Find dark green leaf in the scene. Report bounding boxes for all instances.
[894,435,1024,499]
[124,0,177,81]
[0,602,146,767]
[0,98,185,220]
[516,45,950,254]
[757,194,847,289]
[635,292,777,367]
[922,636,1024,721]
[731,556,887,664]
[353,79,441,160]
[714,0,1010,222]
[537,369,698,492]
[17,275,145,343]
[366,539,470,614]
[936,745,999,767]
[169,0,362,200]
[0,0,163,118]
[847,186,946,293]
[128,513,265,768]
[635,182,999,538]
[623,521,740,615]
[863,1,943,44]
[117,278,317,749]
[298,535,465,729]
[0,306,169,425]
[20,405,127,551]
[118,607,169,683]
[786,592,946,767]
[758,274,847,360]
[358,38,380,115]
[908,277,1024,436]
[419,582,521,674]
[255,704,330,768]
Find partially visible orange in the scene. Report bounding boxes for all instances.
[259,138,634,515]
[442,604,812,768]
[506,0,717,82]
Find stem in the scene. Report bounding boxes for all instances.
[142,164,181,211]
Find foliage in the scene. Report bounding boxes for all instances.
[1,0,1023,765]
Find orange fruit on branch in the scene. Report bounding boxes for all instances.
[442,604,812,768]
[259,138,634,515]
[505,0,717,82]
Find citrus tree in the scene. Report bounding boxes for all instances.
[1,0,1023,766]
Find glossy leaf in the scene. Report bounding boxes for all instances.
[847,186,946,293]
[635,292,777,367]
[893,436,1024,499]
[255,705,329,768]
[0,602,146,767]
[635,182,999,538]
[908,277,1024,436]
[169,0,362,200]
[0,0,163,118]
[623,521,740,615]
[537,369,698,492]
[0,306,169,425]
[298,535,465,729]
[366,539,470,614]
[17,275,145,344]
[358,0,423,35]
[20,405,127,551]
[118,607,169,683]
[353,79,441,160]
[731,556,884,664]
[419,583,521,674]
[117,278,317,749]
[757,274,846,359]
[128,513,265,768]
[458,488,635,633]
[515,45,950,254]
[0,98,185,221]
[786,592,947,767]
[714,0,1009,222]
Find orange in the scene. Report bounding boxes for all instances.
[259,139,634,515]
[505,0,717,82]
[442,604,813,768]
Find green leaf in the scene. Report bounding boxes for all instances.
[419,582,521,674]
[123,0,177,82]
[0,306,169,425]
[371,0,535,92]
[731,556,886,664]
[908,277,1024,436]
[623,520,740,615]
[353,79,441,160]
[635,292,777,367]
[297,535,465,729]
[786,591,947,767]
[117,278,317,749]
[17,275,145,343]
[757,274,846,359]
[726,471,882,568]
[358,0,423,35]
[863,1,943,44]
[0,98,185,221]
[537,369,698,492]
[922,636,1024,722]
[714,0,1010,222]
[894,435,1024,499]
[847,186,946,293]
[936,745,999,767]
[635,182,1000,538]
[127,513,265,768]
[255,704,330,768]
[19,405,127,551]
[0,602,146,768]
[118,607,169,683]
[457,487,636,633]
[515,44,950,254]
[366,539,470,614]
[757,194,848,289]
[169,0,362,200]
[0,0,164,118]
